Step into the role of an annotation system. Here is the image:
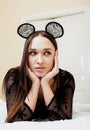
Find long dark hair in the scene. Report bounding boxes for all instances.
[2,31,58,122]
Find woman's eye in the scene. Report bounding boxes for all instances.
[44,51,51,56]
[29,51,37,56]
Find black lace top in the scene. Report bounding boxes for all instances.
[5,68,75,122]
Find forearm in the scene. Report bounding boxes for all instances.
[6,84,34,122]
[41,82,54,106]
[25,82,40,112]
[47,97,72,121]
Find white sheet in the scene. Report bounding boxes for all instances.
[0,99,7,124]
[0,99,90,130]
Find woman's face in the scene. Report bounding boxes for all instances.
[28,35,56,78]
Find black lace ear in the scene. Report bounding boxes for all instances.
[17,23,35,39]
[45,21,64,38]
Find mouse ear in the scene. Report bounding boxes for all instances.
[17,23,35,39]
[45,21,64,38]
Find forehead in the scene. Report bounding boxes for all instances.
[29,35,55,50]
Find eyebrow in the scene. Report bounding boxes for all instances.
[29,48,53,51]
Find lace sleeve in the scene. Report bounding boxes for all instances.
[47,71,75,121]
[10,103,33,122]
[5,68,33,122]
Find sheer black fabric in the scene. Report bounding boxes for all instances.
[5,68,75,122]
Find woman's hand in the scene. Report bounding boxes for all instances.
[41,51,59,85]
[40,51,59,106]
[26,64,40,86]
[25,64,40,111]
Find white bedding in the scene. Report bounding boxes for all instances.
[0,99,90,130]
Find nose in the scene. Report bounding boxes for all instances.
[37,54,44,64]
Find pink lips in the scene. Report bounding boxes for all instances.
[35,67,45,72]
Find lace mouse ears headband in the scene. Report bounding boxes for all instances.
[17,21,64,39]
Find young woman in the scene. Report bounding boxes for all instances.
[2,22,75,122]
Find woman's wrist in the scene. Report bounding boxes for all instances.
[41,77,50,85]
[32,81,40,89]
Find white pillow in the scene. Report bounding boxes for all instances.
[0,99,7,123]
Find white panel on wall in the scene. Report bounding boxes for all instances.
[22,6,90,103]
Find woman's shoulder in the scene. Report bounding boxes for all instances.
[5,67,20,77]
[59,68,74,79]
[58,68,75,90]
[3,67,20,86]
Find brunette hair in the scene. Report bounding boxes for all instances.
[2,31,58,122]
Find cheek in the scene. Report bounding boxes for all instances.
[47,57,54,69]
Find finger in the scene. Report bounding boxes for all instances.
[54,51,59,68]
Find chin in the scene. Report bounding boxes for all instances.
[35,72,47,78]
[36,74,46,78]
